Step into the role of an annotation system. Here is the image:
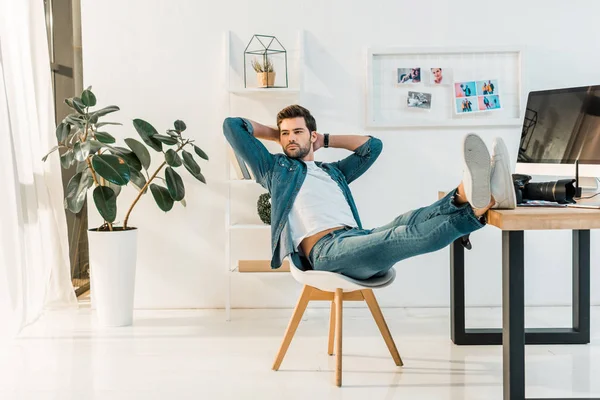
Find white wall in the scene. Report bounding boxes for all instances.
[81,0,600,309]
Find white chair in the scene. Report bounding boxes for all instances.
[272,258,403,386]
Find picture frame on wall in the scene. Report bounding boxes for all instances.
[365,46,524,128]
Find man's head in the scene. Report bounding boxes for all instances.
[276,104,317,160]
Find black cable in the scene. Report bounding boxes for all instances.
[576,191,600,200]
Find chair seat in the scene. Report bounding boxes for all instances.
[289,258,396,292]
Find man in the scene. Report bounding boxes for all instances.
[460,83,472,97]
[222,105,516,280]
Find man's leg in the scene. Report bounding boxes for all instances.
[370,182,489,234]
[311,204,487,280]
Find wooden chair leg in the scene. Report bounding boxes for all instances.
[272,285,313,370]
[361,289,403,366]
[334,288,343,386]
[328,300,335,355]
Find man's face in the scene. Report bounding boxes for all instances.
[280,117,313,159]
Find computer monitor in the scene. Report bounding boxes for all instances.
[515,85,600,194]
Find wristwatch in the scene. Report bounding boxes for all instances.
[324,133,329,148]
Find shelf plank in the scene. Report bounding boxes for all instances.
[233,259,290,273]
[229,88,300,95]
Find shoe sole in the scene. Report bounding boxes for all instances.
[494,138,517,208]
[463,134,491,208]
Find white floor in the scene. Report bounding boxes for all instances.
[1,306,599,400]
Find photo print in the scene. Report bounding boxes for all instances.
[407,91,432,110]
[455,97,478,113]
[429,68,452,85]
[397,67,421,84]
[476,79,498,95]
[454,81,476,98]
[478,94,501,110]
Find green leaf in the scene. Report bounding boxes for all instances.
[154,134,178,145]
[74,141,91,162]
[165,149,182,167]
[150,184,174,212]
[81,90,97,107]
[124,138,151,170]
[106,181,122,197]
[180,198,187,207]
[95,122,122,128]
[42,145,60,162]
[165,167,185,201]
[132,119,162,152]
[129,168,148,193]
[94,131,115,144]
[93,186,117,223]
[65,98,85,114]
[56,122,70,143]
[60,149,74,169]
[91,154,130,185]
[64,113,85,128]
[75,161,88,173]
[88,139,103,154]
[73,97,86,113]
[88,105,120,120]
[193,145,209,160]
[182,150,200,174]
[110,146,142,171]
[174,120,186,132]
[189,169,206,184]
[182,150,206,183]
[65,169,93,214]
[166,129,179,138]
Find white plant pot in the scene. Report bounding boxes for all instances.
[88,228,138,327]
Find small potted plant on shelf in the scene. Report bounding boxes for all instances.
[251,57,275,88]
[42,87,209,327]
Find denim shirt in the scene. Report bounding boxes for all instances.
[222,117,383,270]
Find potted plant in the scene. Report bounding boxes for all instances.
[251,57,275,88]
[42,87,209,327]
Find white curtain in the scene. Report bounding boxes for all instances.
[0,0,77,338]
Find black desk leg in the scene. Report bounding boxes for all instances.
[503,230,525,400]
[573,230,591,343]
[450,239,465,344]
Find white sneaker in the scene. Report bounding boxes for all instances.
[490,137,517,209]
[462,133,492,209]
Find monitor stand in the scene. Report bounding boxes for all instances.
[571,161,600,207]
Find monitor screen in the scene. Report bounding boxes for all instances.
[518,85,600,164]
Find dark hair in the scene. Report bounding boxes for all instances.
[276,104,317,132]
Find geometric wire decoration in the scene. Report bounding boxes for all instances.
[244,34,288,88]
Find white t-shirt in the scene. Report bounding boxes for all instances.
[288,161,357,252]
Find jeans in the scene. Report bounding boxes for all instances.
[307,189,485,280]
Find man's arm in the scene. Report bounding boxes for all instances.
[316,133,383,184]
[247,119,280,143]
[313,133,369,153]
[222,117,277,187]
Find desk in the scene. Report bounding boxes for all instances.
[440,192,600,399]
